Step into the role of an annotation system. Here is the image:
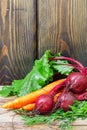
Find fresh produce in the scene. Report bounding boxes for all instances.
[35,80,66,114]
[51,56,87,93]
[34,56,87,113]
[2,79,65,109]
[66,72,87,93]
[35,94,54,114]
[54,90,76,111]
[22,100,87,130]
[21,103,35,111]
[21,92,61,112]
[76,91,87,101]
[1,50,87,130]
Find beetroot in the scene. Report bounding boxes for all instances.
[55,90,76,111]
[76,91,87,101]
[35,81,66,114]
[51,56,87,94]
[35,94,54,114]
[65,72,87,93]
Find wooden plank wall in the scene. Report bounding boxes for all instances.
[0,0,36,84]
[0,0,87,85]
[38,0,87,61]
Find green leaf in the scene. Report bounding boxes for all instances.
[18,50,53,97]
[50,60,73,75]
[0,86,13,97]
[0,50,53,97]
[22,101,87,130]
[0,50,73,97]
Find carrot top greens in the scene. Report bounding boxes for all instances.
[21,100,87,130]
[0,50,73,97]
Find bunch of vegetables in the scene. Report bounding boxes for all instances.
[35,56,87,114]
[1,50,87,129]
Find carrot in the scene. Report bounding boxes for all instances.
[21,103,35,111]
[21,92,62,111]
[2,79,65,109]
[54,92,62,102]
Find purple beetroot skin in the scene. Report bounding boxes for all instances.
[35,94,54,114]
[65,72,87,94]
[55,91,76,111]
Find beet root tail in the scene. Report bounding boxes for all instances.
[76,92,87,101]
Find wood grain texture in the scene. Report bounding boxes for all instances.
[0,93,87,130]
[0,0,87,84]
[37,0,87,66]
[0,0,36,85]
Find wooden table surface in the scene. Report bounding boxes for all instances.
[0,96,87,130]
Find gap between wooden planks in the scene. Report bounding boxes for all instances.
[0,87,87,130]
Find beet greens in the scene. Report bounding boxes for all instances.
[51,56,87,94]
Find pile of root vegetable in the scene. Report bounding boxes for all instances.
[1,50,87,129]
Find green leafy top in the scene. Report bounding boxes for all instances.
[22,100,87,130]
[50,59,73,75]
[0,50,73,97]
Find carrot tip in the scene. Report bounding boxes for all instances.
[2,102,12,108]
[2,104,7,108]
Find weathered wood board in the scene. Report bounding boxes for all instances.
[0,95,87,130]
[0,0,36,85]
[38,0,87,63]
[0,0,87,85]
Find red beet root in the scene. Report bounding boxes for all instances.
[66,72,87,94]
[54,90,76,111]
[50,56,87,94]
[76,91,87,101]
[35,94,54,114]
[35,81,66,114]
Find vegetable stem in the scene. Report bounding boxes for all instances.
[50,56,87,74]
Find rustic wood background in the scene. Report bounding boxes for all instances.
[0,0,87,85]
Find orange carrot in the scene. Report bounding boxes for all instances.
[21,103,35,111]
[54,92,62,102]
[2,79,65,109]
[21,92,62,111]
